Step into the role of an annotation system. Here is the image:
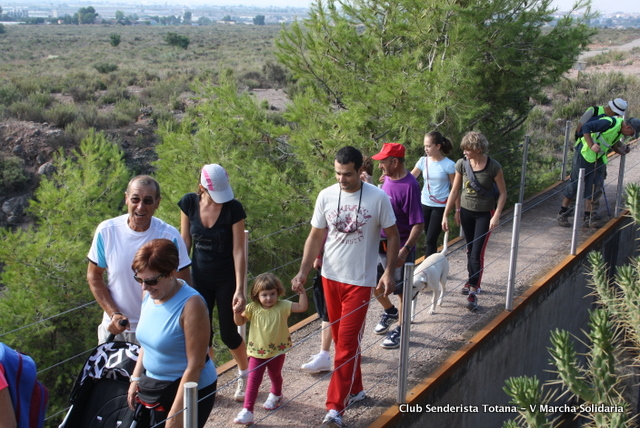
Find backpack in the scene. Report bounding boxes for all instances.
[0,343,49,428]
[574,106,604,141]
[574,111,609,141]
[463,158,500,201]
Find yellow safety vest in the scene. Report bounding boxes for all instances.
[578,116,622,165]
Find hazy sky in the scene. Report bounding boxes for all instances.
[185,0,637,14]
[551,0,639,13]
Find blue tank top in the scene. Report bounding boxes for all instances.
[137,281,217,387]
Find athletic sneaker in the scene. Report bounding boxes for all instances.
[467,293,478,311]
[234,376,246,402]
[381,327,401,349]
[322,409,343,428]
[263,393,284,410]
[373,311,399,334]
[233,408,254,425]
[347,390,366,406]
[461,284,480,295]
[301,353,331,373]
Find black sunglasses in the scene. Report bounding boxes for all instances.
[129,196,156,206]
[133,273,165,286]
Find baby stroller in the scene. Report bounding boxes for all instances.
[59,339,141,428]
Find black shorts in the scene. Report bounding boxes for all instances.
[377,250,416,295]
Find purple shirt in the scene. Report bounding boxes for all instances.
[380,171,424,246]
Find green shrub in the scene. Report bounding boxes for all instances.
[8,101,46,122]
[240,71,264,89]
[0,157,29,192]
[45,103,78,128]
[10,76,43,96]
[109,33,121,47]
[105,98,142,127]
[163,32,190,50]
[64,122,89,143]
[0,82,21,105]
[99,87,130,105]
[94,62,119,74]
[263,60,290,88]
[141,79,188,105]
[27,92,54,108]
[242,78,260,89]
[76,104,100,128]
[68,86,95,103]
[586,50,630,66]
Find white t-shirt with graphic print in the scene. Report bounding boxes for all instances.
[311,182,396,287]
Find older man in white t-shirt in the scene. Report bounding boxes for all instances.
[87,175,191,343]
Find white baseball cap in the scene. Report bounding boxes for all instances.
[200,164,234,203]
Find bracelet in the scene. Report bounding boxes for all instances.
[403,245,412,251]
[456,208,461,212]
[110,312,123,319]
[130,377,141,382]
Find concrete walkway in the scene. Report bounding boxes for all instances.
[204,141,640,427]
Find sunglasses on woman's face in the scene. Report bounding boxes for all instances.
[133,273,165,286]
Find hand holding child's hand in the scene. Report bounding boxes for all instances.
[233,301,245,314]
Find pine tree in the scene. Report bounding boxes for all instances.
[0,130,129,414]
[154,72,311,280]
[277,0,596,151]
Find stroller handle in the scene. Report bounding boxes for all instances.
[106,319,130,342]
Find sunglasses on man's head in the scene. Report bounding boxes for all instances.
[133,273,165,286]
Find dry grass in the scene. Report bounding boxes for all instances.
[0,24,284,127]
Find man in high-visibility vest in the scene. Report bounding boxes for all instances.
[574,98,627,212]
[574,98,627,140]
[558,116,640,228]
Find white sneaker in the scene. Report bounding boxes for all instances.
[233,408,254,425]
[322,409,343,427]
[263,392,284,410]
[347,390,366,406]
[234,376,246,402]
[301,353,331,373]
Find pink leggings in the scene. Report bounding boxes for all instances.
[243,354,286,412]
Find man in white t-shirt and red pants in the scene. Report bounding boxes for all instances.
[292,146,399,428]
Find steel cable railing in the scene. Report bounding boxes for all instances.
[13,134,640,427]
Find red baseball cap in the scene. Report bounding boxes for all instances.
[371,143,406,160]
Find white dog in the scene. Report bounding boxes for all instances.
[412,231,449,315]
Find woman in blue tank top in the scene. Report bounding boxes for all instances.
[127,239,217,428]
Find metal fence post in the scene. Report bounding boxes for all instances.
[519,137,530,204]
[561,121,572,181]
[570,168,585,255]
[238,230,249,340]
[505,203,522,311]
[184,381,198,428]
[397,262,415,404]
[615,154,627,217]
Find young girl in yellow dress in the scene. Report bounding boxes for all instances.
[233,273,308,425]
